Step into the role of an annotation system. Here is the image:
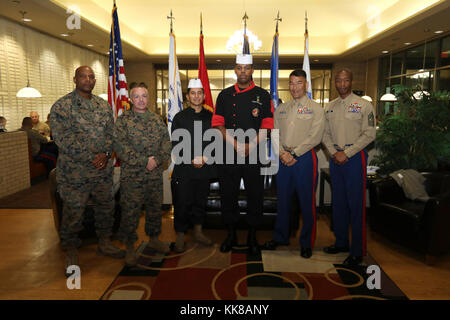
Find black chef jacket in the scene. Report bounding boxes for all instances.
[171,106,217,179]
[212,81,273,164]
[212,81,273,131]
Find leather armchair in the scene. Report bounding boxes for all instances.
[369,171,450,264]
[204,174,301,233]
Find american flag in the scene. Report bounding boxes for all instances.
[108,3,129,122]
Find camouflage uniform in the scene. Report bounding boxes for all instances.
[50,89,115,249]
[113,108,171,244]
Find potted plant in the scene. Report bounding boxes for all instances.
[371,85,450,175]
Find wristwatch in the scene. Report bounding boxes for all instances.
[105,152,111,159]
[289,150,297,158]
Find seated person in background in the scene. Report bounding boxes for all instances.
[20,117,58,172]
[0,116,6,132]
[30,111,51,138]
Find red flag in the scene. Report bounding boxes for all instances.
[198,32,214,113]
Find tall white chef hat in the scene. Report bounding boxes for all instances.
[236,54,253,65]
[188,78,203,89]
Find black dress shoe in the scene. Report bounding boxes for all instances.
[343,255,363,266]
[300,248,312,259]
[220,227,237,253]
[247,227,260,255]
[261,240,281,250]
[323,245,350,254]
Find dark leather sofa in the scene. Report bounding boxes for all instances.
[49,169,121,241]
[204,174,301,233]
[368,171,450,264]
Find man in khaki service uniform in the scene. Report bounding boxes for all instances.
[262,69,324,259]
[322,68,376,266]
[30,111,51,138]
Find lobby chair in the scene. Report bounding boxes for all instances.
[369,171,450,264]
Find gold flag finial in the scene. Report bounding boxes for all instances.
[275,11,282,33]
[167,10,175,34]
[242,12,249,35]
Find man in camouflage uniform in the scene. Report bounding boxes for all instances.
[50,66,125,276]
[114,82,172,266]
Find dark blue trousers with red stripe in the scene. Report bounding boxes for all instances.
[329,150,367,257]
[274,150,318,248]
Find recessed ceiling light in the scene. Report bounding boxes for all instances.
[22,18,32,22]
[216,59,221,62]
[404,42,411,45]
[314,59,319,62]
[264,59,269,62]
[87,44,94,47]
[434,30,443,34]
[382,50,389,54]
[60,33,69,37]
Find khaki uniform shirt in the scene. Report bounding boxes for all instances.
[322,93,376,158]
[20,127,47,156]
[274,95,324,157]
[33,121,50,138]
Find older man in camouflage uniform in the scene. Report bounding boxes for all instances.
[114,82,172,266]
[50,66,125,276]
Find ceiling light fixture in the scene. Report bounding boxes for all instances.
[60,33,69,37]
[16,11,41,98]
[87,44,94,47]
[226,28,262,53]
[404,42,411,45]
[382,50,389,54]
[434,30,443,34]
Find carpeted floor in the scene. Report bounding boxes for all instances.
[0,178,51,209]
[101,241,408,300]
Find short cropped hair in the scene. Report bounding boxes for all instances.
[129,82,148,90]
[22,117,32,126]
[289,69,307,79]
[0,116,5,122]
[335,68,353,81]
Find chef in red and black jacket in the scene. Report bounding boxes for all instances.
[212,54,274,255]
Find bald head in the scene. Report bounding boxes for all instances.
[30,111,39,125]
[73,66,96,95]
[75,66,94,77]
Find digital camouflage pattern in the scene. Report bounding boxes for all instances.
[113,108,171,244]
[50,90,114,182]
[50,89,115,248]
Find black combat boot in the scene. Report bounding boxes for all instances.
[247,227,260,256]
[220,225,237,253]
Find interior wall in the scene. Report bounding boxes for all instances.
[125,61,156,112]
[0,17,108,131]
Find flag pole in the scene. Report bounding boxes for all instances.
[200,12,203,35]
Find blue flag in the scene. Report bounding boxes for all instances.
[270,33,279,110]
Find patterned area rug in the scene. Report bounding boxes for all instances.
[101,241,408,300]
